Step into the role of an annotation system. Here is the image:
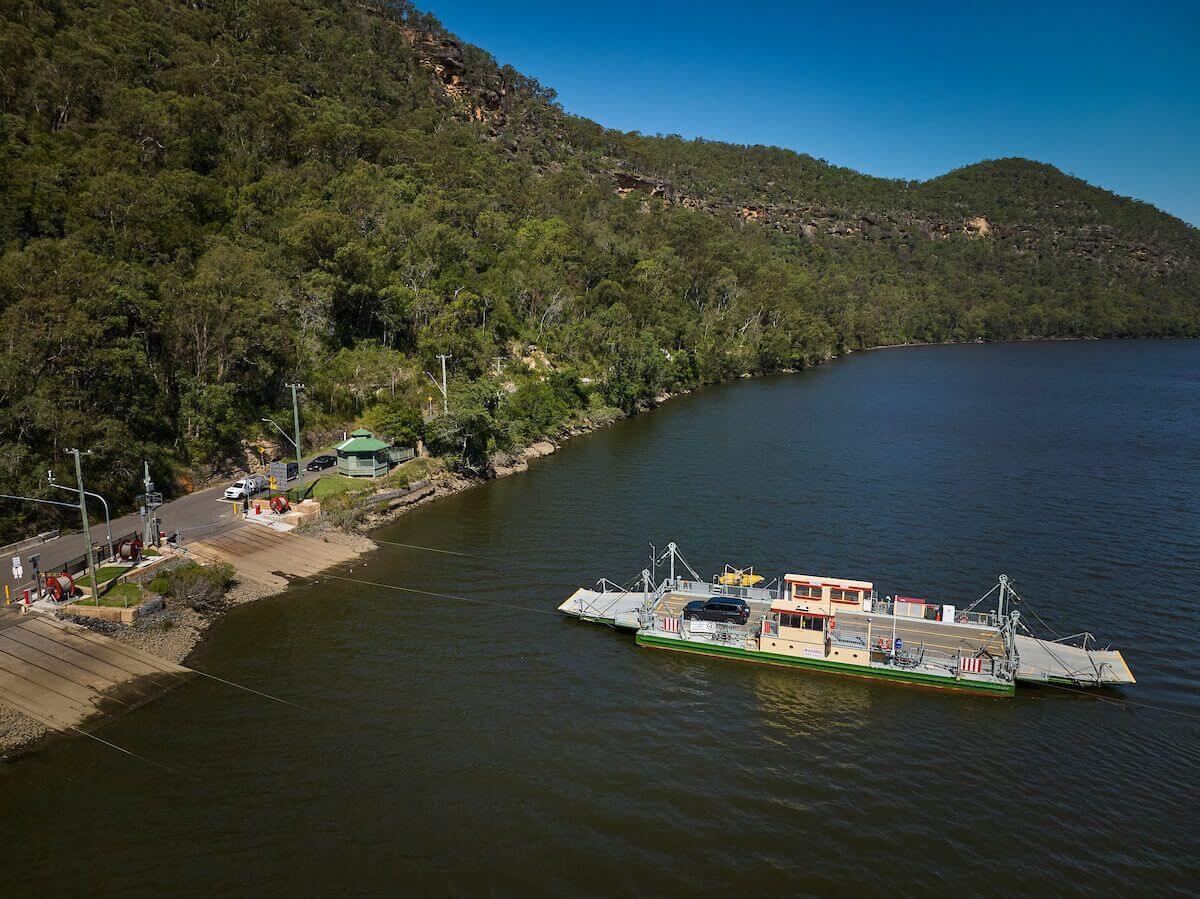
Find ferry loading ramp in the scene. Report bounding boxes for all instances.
[1013,635,1135,686]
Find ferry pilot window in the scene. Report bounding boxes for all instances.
[792,584,821,599]
[830,588,860,604]
[781,614,824,631]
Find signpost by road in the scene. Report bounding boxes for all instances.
[268,462,294,486]
[11,556,22,580]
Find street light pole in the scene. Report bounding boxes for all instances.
[66,448,99,603]
[47,476,112,561]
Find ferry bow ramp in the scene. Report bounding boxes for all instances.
[1014,635,1135,686]
[558,586,649,630]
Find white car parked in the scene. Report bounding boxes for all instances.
[223,475,269,500]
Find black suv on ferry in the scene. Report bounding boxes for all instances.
[682,597,751,625]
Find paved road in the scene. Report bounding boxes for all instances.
[1,458,333,600]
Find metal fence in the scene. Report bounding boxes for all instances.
[648,612,753,645]
[829,626,1010,679]
[673,579,782,604]
[10,530,141,597]
[867,595,997,626]
[59,530,141,576]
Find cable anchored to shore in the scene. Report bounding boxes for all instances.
[368,537,567,574]
[319,573,560,617]
[186,667,314,713]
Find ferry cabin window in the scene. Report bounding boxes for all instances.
[830,588,861,603]
[792,584,821,599]
[780,613,824,631]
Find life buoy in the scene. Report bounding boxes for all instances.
[828,616,836,631]
[875,637,892,651]
[957,614,968,623]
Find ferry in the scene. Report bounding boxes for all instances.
[559,544,1135,696]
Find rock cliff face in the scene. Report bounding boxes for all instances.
[356,5,509,123]
[401,27,507,121]
[602,168,1190,276]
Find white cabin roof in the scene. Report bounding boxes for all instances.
[784,573,874,590]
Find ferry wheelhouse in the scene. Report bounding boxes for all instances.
[559,544,1135,696]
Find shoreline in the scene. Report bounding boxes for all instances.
[1,336,1187,758]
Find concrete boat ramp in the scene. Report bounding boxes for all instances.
[0,606,192,739]
[0,521,369,750]
[185,521,366,590]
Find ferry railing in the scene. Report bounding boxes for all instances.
[867,596,998,627]
[1048,631,1097,650]
[829,626,1012,680]
[579,577,661,621]
[686,619,754,645]
[656,615,754,645]
[673,579,782,604]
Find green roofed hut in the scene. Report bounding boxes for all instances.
[336,428,415,478]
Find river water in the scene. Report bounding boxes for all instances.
[5,341,1199,896]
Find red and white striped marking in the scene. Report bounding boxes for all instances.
[959,656,983,674]
[660,616,680,633]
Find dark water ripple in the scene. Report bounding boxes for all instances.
[3,340,1199,896]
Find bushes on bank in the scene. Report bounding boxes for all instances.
[149,561,236,613]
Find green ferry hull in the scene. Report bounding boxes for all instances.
[635,632,1016,696]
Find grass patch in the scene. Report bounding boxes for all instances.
[89,564,133,584]
[308,474,370,501]
[81,582,144,607]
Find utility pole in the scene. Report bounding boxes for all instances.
[66,448,99,603]
[286,382,304,493]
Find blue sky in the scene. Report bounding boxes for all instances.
[426,0,1200,226]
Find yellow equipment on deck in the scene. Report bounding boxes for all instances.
[717,566,764,587]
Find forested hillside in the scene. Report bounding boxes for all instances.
[1,0,1198,540]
